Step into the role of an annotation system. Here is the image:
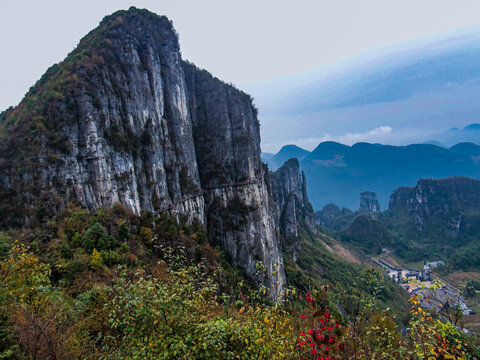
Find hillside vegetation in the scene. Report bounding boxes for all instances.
[1,204,479,359]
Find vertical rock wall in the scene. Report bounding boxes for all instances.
[184,62,285,297]
[270,158,316,238]
[0,8,285,297]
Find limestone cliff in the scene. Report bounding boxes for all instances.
[0,8,285,297]
[389,177,480,238]
[183,62,284,294]
[269,158,316,238]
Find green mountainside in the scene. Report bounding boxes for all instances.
[317,177,480,272]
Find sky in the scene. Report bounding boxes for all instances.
[2,0,480,111]
[2,1,480,153]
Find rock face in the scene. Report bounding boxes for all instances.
[359,191,381,212]
[182,62,285,294]
[269,158,316,238]
[389,177,480,238]
[0,8,285,297]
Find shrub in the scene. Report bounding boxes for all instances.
[98,260,297,359]
[101,250,125,266]
[83,223,115,252]
[90,249,103,269]
[118,222,130,241]
[60,243,73,259]
[0,234,11,259]
[139,226,153,244]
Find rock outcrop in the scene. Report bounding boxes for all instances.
[359,191,381,212]
[389,177,480,238]
[269,158,316,237]
[0,8,285,297]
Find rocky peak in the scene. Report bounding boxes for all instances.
[389,177,480,237]
[0,8,285,298]
[270,158,316,238]
[359,191,381,213]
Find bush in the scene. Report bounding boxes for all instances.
[62,260,87,285]
[139,226,153,244]
[83,223,115,252]
[100,250,125,266]
[118,222,130,241]
[98,261,297,359]
[60,243,73,259]
[0,234,11,259]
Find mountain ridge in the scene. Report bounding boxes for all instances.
[265,140,480,210]
[316,176,480,272]
[265,144,310,170]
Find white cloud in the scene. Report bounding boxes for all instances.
[336,126,393,144]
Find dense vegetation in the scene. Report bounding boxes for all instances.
[313,178,480,274]
[0,204,479,358]
[281,217,410,322]
[332,209,480,274]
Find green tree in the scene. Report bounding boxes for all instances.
[118,222,130,241]
[60,243,73,259]
[83,223,114,252]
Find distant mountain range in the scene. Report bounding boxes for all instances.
[261,145,309,169]
[265,141,480,210]
[434,124,480,146]
[244,28,480,152]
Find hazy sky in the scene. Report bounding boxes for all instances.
[2,0,480,111]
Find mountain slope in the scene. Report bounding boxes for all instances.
[449,141,480,158]
[328,177,480,271]
[384,177,480,269]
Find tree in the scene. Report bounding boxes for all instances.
[83,223,114,252]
